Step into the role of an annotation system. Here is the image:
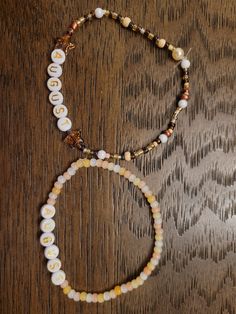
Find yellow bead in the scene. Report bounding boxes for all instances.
[147,262,155,271]
[97,293,104,303]
[83,159,90,167]
[133,178,141,186]
[157,38,166,48]
[52,187,61,195]
[172,47,184,61]
[80,291,87,301]
[136,276,144,286]
[147,195,156,203]
[119,167,126,175]
[122,17,131,27]
[76,159,83,167]
[63,286,71,295]
[114,285,121,296]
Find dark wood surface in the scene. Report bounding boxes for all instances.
[1,1,236,313]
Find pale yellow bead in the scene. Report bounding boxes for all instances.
[157,38,166,48]
[147,262,155,271]
[133,178,141,186]
[76,159,84,168]
[136,276,144,286]
[97,293,104,303]
[119,167,126,175]
[168,44,175,51]
[80,291,87,301]
[124,151,131,161]
[122,17,131,27]
[52,187,61,195]
[63,286,71,295]
[172,47,184,60]
[83,159,90,167]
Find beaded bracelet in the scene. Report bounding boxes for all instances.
[39,158,163,303]
[47,7,191,161]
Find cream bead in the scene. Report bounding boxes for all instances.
[178,99,188,108]
[49,91,63,105]
[172,47,184,61]
[57,117,72,132]
[129,174,136,182]
[108,162,114,171]
[73,292,80,302]
[90,158,97,167]
[95,8,104,18]
[47,63,62,78]
[51,270,66,285]
[44,244,59,260]
[113,165,121,173]
[40,204,56,219]
[40,232,55,247]
[47,77,62,92]
[40,218,55,233]
[97,150,106,160]
[53,104,68,118]
[121,284,128,293]
[140,272,148,281]
[47,258,62,273]
[124,151,131,161]
[86,293,93,303]
[68,289,76,299]
[67,167,76,176]
[159,133,168,143]
[103,291,111,301]
[57,175,66,184]
[122,17,131,27]
[157,39,166,48]
[180,58,190,69]
[51,49,66,64]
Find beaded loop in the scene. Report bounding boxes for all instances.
[39,158,163,302]
[47,7,191,161]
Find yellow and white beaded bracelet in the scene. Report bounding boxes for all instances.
[39,158,163,303]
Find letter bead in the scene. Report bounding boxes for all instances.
[57,117,72,132]
[49,91,63,105]
[44,245,59,260]
[40,218,56,232]
[53,104,68,118]
[51,270,66,285]
[47,63,62,78]
[47,77,62,92]
[47,258,62,273]
[40,232,55,247]
[40,204,56,219]
[51,49,66,64]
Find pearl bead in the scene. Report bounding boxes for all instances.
[97,150,106,160]
[95,8,104,18]
[178,99,188,108]
[180,58,190,69]
[49,91,63,105]
[51,270,66,285]
[44,245,59,260]
[47,77,62,92]
[122,17,131,27]
[51,49,66,64]
[57,117,72,132]
[40,204,56,219]
[47,63,62,78]
[157,39,166,48]
[159,133,168,143]
[53,104,68,118]
[47,258,61,273]
[172,47,184,61]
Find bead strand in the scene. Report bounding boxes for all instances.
[39,158,163,302]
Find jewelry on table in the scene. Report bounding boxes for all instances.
[40,7,191,303]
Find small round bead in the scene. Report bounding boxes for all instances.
[95,8,104,18]
[49,91,63,106]
[114,285,122,296]
[109,290,117,299]
[159,134,168,143]
[80,292,87,301]
[157,39,166,48]
[51,270,66,286]
[47,63,62,78]
[129,174,136,182]
[57,117,72,132]
[102,161,109,169]
[124,170,131,179]
[124,151,131,161]
[53,104,68,118]
[51,49,66,64]
[63,286,71,295]
[44,244,59,260]
[97,150,106,160]
[57,175,66,184]
[90,158,97,167]
[73,292,80,302]
[68,289,76,299]
[141,185,149,193]
[97,293,104,303]
[121,284,128,293]
[140,272,148,281]
[40,218,55,233]
[103,291,111,301]
[40,232,55,247]
[60,280,68,288]
[67,167,76,176]
[113,164,121,173]
[40,204,56,219]
[47,258,61,273]
[47,77,62,92]
[151,200,160,208]
[86,293,93,303]
[83,159,90,167]
[108,162,114,171]
[92,293,98,303]
[172,47,184,61]
[122,17,131,27]
[147,195,156,203]
[178,99,188,108]
[180,58,190,69]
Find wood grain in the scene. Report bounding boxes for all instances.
[1,0,236,313]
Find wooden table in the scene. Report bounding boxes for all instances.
[1,1,236,313]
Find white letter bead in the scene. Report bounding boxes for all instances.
[40,218,55,232]
[49,91,63,105]
[53,104,68,118]
[44,244,59,260]
[47,63,63,78]
[95,8,104,18]
[47,258,62,273]
[40,232,55,247]
[51,270,66,285]
[178,99,188,108]
[47,77,62,92]
[180,59,190,69]
[97,150,106,160]
[159,134,168,143]
[51,49,66,64]
[40,204,56,219]
[57,117,72,132]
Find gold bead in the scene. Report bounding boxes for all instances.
[157,38,166,48]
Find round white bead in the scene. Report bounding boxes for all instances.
[49,91,63,105]
[47,77,62,92]
[44,245,59,260]
[49,192,57,200]
[40,218,55,233]
[68,289,76,299]
[103,291,111,301]
[47,63,62,77]
[53,104,68,118]
[180,58,190,69]
[57,175,66,184]
[95,8,104,18]
[40,232,55,247]
[121,284,128,293]
[97,150,106,160]
[113,165,121,173]
[90,158,97,167]
[40,204,56,219]
[159,134,168,143]
[108,162,114,171]
[140,272,148,281]
[129,174,136,182]
[86,293,93,303]
[47,258,61,273]
[51,270,66,285]
[141,185,150,193]
[57,117,72,132]
[51,49,66,64]
[67,167,76,176]
[178,99,188,108]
